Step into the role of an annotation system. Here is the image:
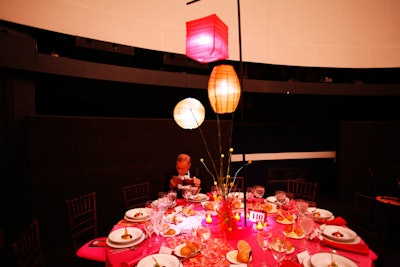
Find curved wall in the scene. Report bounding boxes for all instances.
[1,0,399,68]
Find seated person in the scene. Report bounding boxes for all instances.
[169,154,201,194]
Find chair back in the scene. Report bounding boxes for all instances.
[12,219,45,267]
[66,192,98,253]
[123,182,150,210]
[353,191,389,257]
[286,179,317,202]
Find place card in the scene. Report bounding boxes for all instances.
[297,250,309,264]
[159,246,173,255]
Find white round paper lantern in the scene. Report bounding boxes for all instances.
[173,98,205,129]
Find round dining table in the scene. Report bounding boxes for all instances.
[105,197,377,267]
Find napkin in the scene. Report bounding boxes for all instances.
[317,216,347,225]
[280,259,302,267]
[321,238,370,255]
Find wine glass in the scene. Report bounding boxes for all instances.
[246,186,255,199]
[196,226,211,261]
[275,190,287,209]
[196,226,211,243]
[270,236,287,267]
[143,221,154,247]
[167,190,177,206]
[254,185,265,198]
[257,230,272,265]
[299,213,314,251]
[308,201,317,215]
[295,199,308,217]
[182,186,192,204]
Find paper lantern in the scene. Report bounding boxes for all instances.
[173,97,205,129]
[186,14,228,63]
[208,64,241,114]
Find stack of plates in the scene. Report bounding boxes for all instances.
[321,225,360,244]
[124,208,151,222]
[106,227,145,248]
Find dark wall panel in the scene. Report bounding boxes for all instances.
[28,116,231,248]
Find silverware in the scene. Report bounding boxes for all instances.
[109,245,138,254]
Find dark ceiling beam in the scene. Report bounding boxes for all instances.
[1,29,399,96]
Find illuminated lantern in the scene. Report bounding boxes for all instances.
[173,98,205,129]
[186,14,228,63]
[208,64,241,114]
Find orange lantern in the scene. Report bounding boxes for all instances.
[186,14,228,63]
[208,65,241,114]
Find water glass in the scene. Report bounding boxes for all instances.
[300,213,314,251]
[270,236,287,266]
[257,230,271,265]
[295,199,308,217]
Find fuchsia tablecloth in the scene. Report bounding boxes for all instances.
[106,198,377,267]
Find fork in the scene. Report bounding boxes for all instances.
[109,245,138,254]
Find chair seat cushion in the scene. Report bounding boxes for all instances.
[76,237,107,262]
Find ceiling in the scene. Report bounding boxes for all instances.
[1,0,400,68]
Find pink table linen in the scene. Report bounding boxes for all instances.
[106,198,377,267]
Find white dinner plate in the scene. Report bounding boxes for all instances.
[161,227,180,237]
[310,208,333,220]
[137,253,180,267]
[310,252,357,267]
[106,232,145,248]
[173,243,200,258]
[266,196,290,205]
[226,250,252,264]
[188,193,210,202]
[125,208,151,220]
[276,214,297,225]
[283,230,305,239]
[123,215,150,222]
[322,225,357,242]
[107,227,143,244]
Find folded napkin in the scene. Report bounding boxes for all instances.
[317,216,347,225]
[321,238,370,255]
[280,259,302,267]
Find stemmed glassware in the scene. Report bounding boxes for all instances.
[299,212,314,251]
[246,186,255,199]
[167,190,177,207]
[182,186,193,204]
[256,230,272,266]
[275,190,287,209]
[254,185,265,198]
[308,201,317,215]
[196,226,211,261]
[270,236,287,267]
[295,199,309,217]
[143,221,154,247]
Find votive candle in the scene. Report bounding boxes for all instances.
[234,212,241,221]
[256,221,263,230]
[206,214,213,224]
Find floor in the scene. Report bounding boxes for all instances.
[2,195,398,267]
